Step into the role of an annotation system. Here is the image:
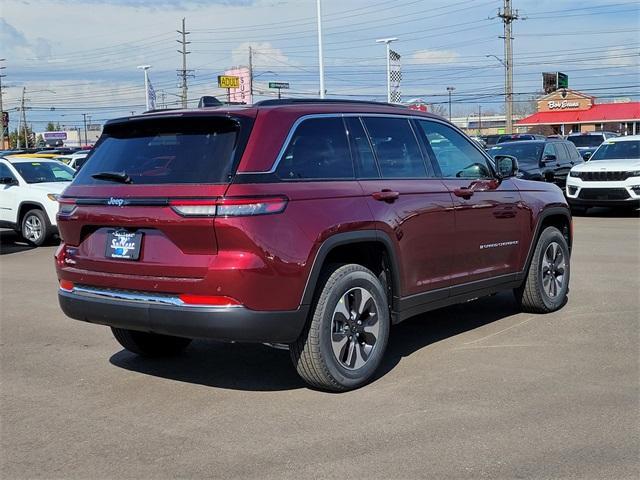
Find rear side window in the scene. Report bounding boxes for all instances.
[276,117,353,180]
[555,143,570,163]
[73,116,251,185]
[345,117,379,178]
[362,117,426,178]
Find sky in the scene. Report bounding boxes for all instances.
[1,0,639,133]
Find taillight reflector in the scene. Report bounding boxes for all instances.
[178,294,241,306]
[59,279,74,291]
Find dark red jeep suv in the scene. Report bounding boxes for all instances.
[56,99,572,391]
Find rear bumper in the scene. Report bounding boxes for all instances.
[58,288,308,343]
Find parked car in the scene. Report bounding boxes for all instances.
[481,134,501,149]
[53,151,90,170]
[488,139,583,189]
[496,133,546,144]
[566,135,640,212]
[55,99,572,391]
[567,131,619,160]
[0,157,74,245]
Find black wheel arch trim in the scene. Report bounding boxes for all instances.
[300,230,402,311]
[520,205,572,282]
[18,200,50,223]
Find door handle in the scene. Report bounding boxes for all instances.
[453,187,474,199]
[372,189,400,203]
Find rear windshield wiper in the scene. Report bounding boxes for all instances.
[91,171,132,184]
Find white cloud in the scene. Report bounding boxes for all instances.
[410,49,460,65]
[231,42,294,69]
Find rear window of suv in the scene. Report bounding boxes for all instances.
[567,135,604,148]
[73,116,252,185]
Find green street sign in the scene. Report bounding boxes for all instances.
[268,82,290,89]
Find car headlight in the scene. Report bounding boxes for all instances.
[569,171,581,177]
[47,193,59,201]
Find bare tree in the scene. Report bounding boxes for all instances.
[428,103,448,117]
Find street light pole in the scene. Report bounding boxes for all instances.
[316,0,325,98]
[137,65,151,111]
[376,37,398,103]
[446,86,455,120]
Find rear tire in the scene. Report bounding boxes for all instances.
[111,327,192,357]
[290,264,390,392]
[515,226,570,313]
[21,209,52,246]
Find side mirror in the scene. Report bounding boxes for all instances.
[0,176,17,186]
[494,155,518,179]
[583,151,592,161]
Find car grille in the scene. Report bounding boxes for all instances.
[578,188,630,200]
[577,171,631,181]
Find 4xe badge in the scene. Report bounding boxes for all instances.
[106,230,142,260]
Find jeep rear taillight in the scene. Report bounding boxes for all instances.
[58,198,77,215]
[170,196,287,217]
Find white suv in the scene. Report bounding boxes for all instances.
[566,135,640,212]
[0,157,74,245]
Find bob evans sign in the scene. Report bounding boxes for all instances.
[538,90,593,112]
[548,100,580,109]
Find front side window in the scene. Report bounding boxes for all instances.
[13,161,74,183]
[0,163,16,180]
[362,117,426,178]
[418,121,492,178]
[276,117,353,180]
[543,143,557,159]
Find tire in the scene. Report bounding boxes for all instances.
[515,226,570,313]
[111,327,192,357]
[290,264,390,392]
[21,209,51,246]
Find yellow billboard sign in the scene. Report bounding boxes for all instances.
[218,75,240,89]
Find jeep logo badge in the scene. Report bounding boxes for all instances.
[107,197,125,207]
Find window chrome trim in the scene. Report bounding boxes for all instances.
[237,112,474,176]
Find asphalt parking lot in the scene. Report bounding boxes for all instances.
[1,209,638,479]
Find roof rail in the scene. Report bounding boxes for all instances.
[253,98,407,108]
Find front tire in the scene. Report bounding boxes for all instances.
[515,226,570,313]
[21,209,51,246]
[290,264,390,392]
[111,327,192,357]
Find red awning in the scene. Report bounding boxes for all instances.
[517,102,640,125]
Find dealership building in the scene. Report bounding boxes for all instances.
[516,89,640,135]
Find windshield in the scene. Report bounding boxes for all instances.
[73,116,252,185]
[567,135,604,148]
[13,161,75,183]
[489,143,543,166]
[590,140,640,161]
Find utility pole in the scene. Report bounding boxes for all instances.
[20,87,29,148]
[498,0,520,134]
[82,113,88,147]
[248,46,253,98]
[176,18,192,108]
[0,59,5,149]
[316,0,325,99]
[446,86,455,120]
[478,105,482,136]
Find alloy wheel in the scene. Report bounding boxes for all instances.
[24,215,43,243]
[330,287,380,370]
[541,241,566,298]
